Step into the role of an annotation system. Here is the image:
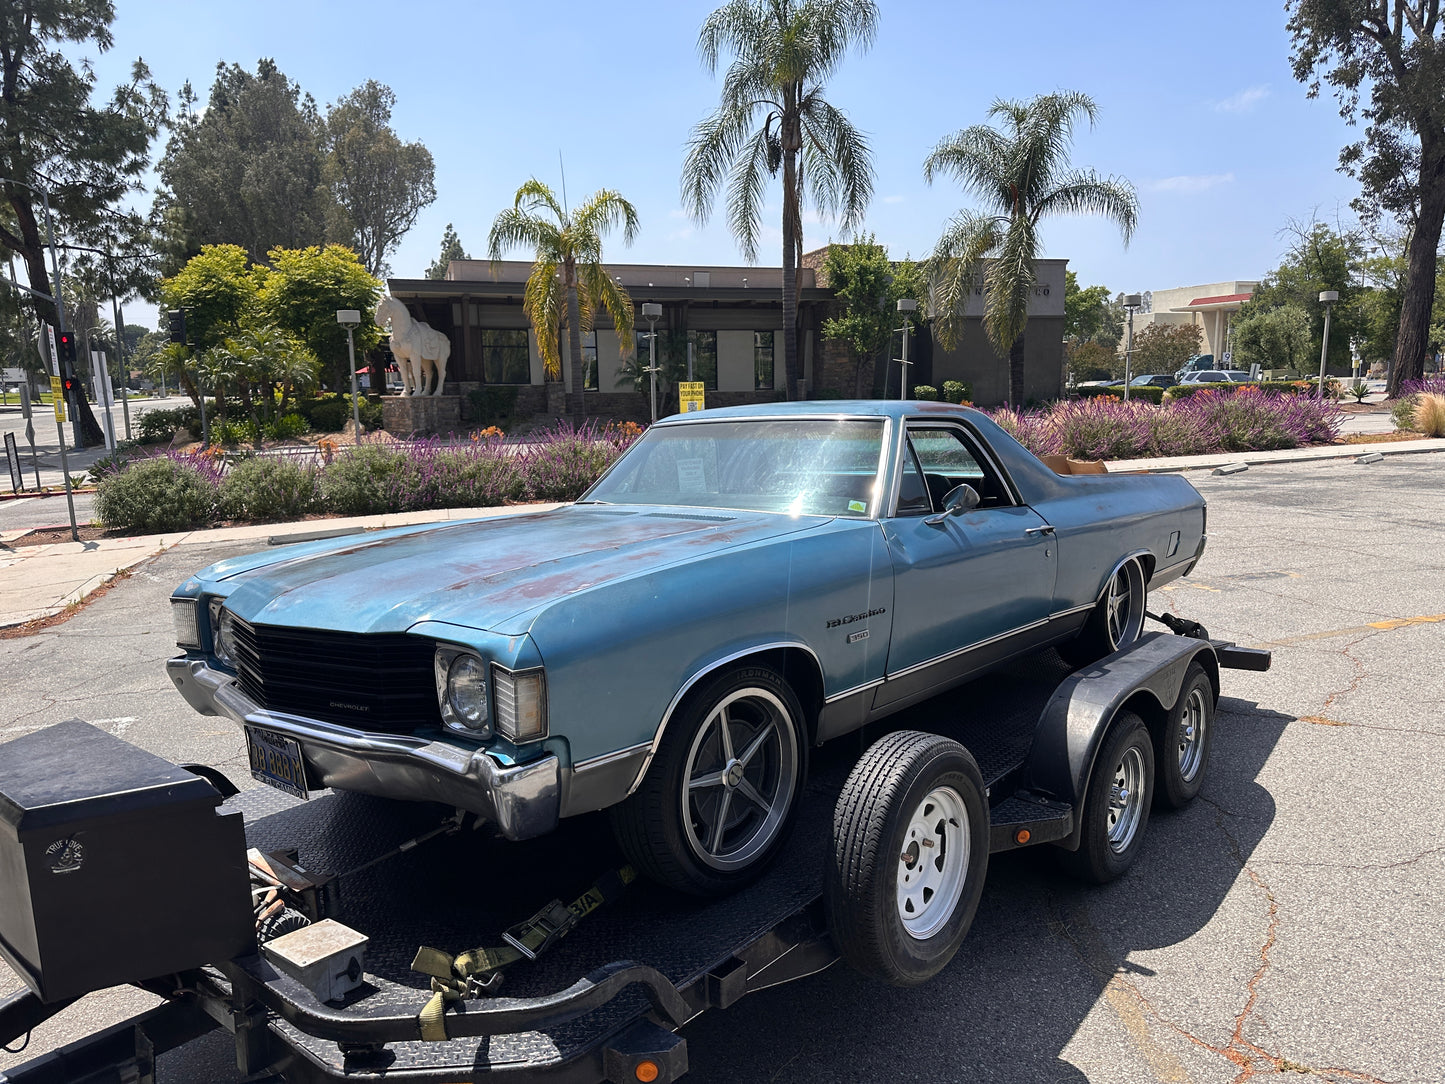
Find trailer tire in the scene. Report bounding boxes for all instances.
[1057,713,1154,884]
[825,731,989,986]
[611,665,806,897]
[1154,662,1214,810]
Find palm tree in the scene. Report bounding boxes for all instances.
[923,91,1138,409]
[682,0,878,400]
[488,179,637,421]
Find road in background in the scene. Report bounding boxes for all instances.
[1,456,1442,1082]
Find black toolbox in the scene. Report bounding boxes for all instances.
[0,719,253,1002]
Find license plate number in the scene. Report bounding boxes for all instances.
[245,727,309,800]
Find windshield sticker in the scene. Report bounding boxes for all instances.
[676,458,708,493]
[848,499,866,513]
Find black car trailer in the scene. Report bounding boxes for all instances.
[0,626,1268,1084]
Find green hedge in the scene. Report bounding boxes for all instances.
[1075,385,1165,404]
[1165,380,1322,400]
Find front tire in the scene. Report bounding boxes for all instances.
[1057,713,1154,884]
[825,731,989,986]
[611,666,806,897]
[1059,559,1147,668]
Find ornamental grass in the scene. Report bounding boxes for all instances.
[1413,393,1445,438]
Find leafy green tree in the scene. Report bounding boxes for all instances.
[1239,219,1363,372]
[1232,304,1314,371]
[1287,1,1445,393]
[1064,271,1121,348]
[426,223,469,279]
[1129,324,1202,375]
[1067,340,1119,383]
[820,237,926,396]
[159,245,258,351]
[0,0,166,444]
[682,0,878,400]
[258,245,382,389]
[322,81,436,277]
[153,61,332,274]
[488,179,637,420]
[924,91,1138,408]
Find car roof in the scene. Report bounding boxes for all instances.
[652,399,981,424]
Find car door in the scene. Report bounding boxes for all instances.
[875,423,1057,708]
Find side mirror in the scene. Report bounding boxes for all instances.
[925,483,980,527]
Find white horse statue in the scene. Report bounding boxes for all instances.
[375,295,451,396]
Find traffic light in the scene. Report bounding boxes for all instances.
[167,309,187,345]
[56,331,77,364]
[61,376,79,395]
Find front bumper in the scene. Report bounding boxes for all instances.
[167,656,560,840]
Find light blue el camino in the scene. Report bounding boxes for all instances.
[168,401,1206,896]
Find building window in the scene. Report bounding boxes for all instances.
[754,331,775,390]
[688,330,718,391]
[481,329,530,384]
[582,331,598,391]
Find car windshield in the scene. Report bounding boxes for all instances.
[583,418,887,517]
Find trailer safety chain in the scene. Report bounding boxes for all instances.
[410,866,636,1042]
[1147,610,1210,639]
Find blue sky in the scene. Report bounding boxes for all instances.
[84,0,1363,328]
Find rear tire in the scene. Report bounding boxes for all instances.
[825,731,989,986]
[1153,662,1214,810]
[1057,713,1154,884]
[611,666,806,897]
[1059,559,1147,668]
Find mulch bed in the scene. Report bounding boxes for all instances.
[2,525,127,548]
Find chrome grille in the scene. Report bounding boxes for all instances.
[230,616,438,732]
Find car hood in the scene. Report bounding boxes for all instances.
[210,505,830,634]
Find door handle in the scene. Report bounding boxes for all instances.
[1024,525,1055,536]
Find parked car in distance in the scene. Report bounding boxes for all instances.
[1178,370,1252,385]
[167,401,1208,897]
[1104,374,1175,390]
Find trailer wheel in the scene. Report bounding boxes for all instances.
[1059,559,1147,668]
[612,666,806,897]
[1154,662,1214,810]
[825,731,989,986]
[1058,713,1154,884]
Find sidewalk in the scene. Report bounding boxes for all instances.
[0,503,562,630]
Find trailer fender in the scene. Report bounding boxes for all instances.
[1030,633,1218,850]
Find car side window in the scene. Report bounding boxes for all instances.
[895,441,932,516]
[905,426,1012,511]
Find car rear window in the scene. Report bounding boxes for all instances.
[583,418,887,517]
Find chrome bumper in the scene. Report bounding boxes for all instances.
[167,656,560,840]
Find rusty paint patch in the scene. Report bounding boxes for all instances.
[1299,715,1348,727]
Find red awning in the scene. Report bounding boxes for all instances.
[1184,293,1252,307]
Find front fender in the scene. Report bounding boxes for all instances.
[1029,632,1218,841]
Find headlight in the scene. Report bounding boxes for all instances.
[435,647,491,735]
[172,598,200,649]
[208,598,238,667]
[492,665,547,743]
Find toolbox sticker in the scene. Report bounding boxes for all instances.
[46,837,84,874]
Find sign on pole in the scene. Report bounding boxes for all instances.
[49,376,66,423]
[679,381,706,413]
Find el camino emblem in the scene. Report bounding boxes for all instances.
[329,701,370,713]
[827,607,886,630]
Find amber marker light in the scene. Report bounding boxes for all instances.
[635,1060,661,1083]
[1015,829,1032,844]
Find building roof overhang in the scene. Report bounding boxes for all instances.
[1173,292,1253,312]
[386,278,830,304]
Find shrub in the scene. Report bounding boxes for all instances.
[941,380,972,405]
[467,386,520,425]
[95,456,218,532]
[1413,393,1445,438]
[137,406,198,444]
[212,418,258,447]
[359,396,384,431]
[264,413,310,441]
[1077,385,1164,405]
[1190,388,1299,452]
[318,444,408,515]
[1051,399,1151,460]
[1401,376,1445,396]
[1391,393,1420,431]
[220,457,319,521]
[87,450,133,484]
[521,422,622,502]
[389,438,526,510]
[303,397,351,433]
[911,385,939,401]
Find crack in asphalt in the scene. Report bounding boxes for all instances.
[1048,796,1391,1084]
[1255,843,1445,873]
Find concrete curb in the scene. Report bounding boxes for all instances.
[1109,437,1445,474]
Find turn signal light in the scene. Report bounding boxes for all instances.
[635,1061,660,1083]
[1015,829,1031,844]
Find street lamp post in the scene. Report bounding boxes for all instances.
[337,310,362,444]
[895,298,918,400]
[1316,290,1339,401]
[1122,293,1142,401]
[641,303,662,423]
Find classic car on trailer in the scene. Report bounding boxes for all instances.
[167,401,1208,899]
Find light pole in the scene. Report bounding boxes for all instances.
[337,309,362,443]
[641,302,662,423]
[1316,290,1339,400]
[1122,293,1142,401]
[895,298,918,400]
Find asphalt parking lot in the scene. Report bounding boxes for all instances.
[2,454,1442,1083]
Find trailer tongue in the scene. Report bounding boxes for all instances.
[0,631,1269,1084]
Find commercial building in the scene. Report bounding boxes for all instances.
[383,249,1067,419]
[1124,281,1259,363]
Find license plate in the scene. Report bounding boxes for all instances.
[245,727,309,801]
